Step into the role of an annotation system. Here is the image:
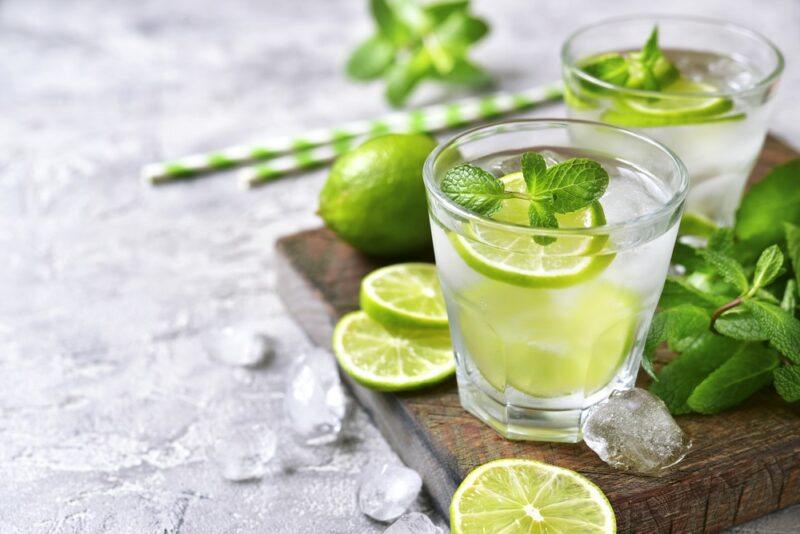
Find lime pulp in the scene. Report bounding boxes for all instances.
[360,263,448,328]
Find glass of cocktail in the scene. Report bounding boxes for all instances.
[562,16,783,227]
[423,119,688,442]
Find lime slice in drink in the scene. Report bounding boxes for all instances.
[360,263,448,328]
[332,311,454,391]
[449,172,613,288]
[601,79,742,127]
[450,459,616,534]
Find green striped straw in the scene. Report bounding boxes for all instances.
[142,83,562,185]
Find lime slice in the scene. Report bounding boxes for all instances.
[602,79,742,127]
[360,263,448,328]
[451,459,616,534]
[449,172,613,288]
[332,311,454,391]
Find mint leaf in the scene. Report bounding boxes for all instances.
[715,307,768,341]
[708,227,736,257]
[528,201,557,246]
[786,222,800,287]
[700,249,749,294]
[743,299,800,363]
[385,49,431,106]
[521,152,546,194]
[346,35,396,80]
[582,54,629,86]
[687,345,779,414]
[640,26,660,63]
[679,213,717,239]
[425,0,468,23]
[438,58,491,86]
[434,11,489,48]
[750,244,784,293]
[643,312,668,379]
[441,164,508,216]
[650,333,743,414]
[782,280,797,313]
[665,304,710,352]
[659,276,728,310]
[529,158,609,214]
[735,159,800,255]
[774,365,800,402]
[371,0,411,44]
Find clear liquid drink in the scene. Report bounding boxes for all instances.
[423,120,688,442]
[562,17,783,226]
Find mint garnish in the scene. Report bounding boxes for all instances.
[440,152,609,245]
[647,158,800,413]
[439,164,509,217]
[346,0,491,107]
[582,26,679,91]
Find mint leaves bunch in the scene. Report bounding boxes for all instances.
[346,0,492,107]
[582,26,679,91]
[440,153,609,245]
[647,159,800,414]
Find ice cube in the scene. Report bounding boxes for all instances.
[582,388,691,475]
[358,462,422,522]
[384,513,443,534]
[207,420,277,481]
[206,326,276,367]
[284,348,347,445]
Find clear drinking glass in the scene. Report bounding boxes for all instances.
[562,16,783,226]
[423,119,688,442]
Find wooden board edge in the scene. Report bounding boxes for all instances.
[275,239,458,519]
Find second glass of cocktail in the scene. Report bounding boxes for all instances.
[424,119,688,442]
[561,16,783,227]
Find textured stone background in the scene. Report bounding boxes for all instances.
[1,0,799,532]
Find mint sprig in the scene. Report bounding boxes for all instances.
[346,0,491,107]
[649,158,800,413]
[440,152,609,245]
[582,26,679,91]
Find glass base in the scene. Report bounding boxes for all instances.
[455,354,638,443]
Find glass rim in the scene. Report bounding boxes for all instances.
[423,118,689,238]
[561,14,785,100]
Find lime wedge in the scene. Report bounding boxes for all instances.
[360,263,448,328]
[449,172,613,288]
[332,311,454,391]
[602,79,742,127]
[450,459,616,534]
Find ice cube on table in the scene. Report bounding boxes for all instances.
[205,326,276,367]
[384,513,443,534]
[207,420,277,481]
[358,462,422,522]
[582,388,691,475]
[284,348,347,445]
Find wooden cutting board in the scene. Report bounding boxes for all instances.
[275,135,800,533]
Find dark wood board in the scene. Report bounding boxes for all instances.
[276,135,800,533]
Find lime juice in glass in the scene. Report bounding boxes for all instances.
[562,16,783,226]
[423,119,688,442]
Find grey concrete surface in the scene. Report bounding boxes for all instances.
[1,0,798,532]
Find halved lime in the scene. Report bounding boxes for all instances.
[332,311,454,391]
[451,459,616,533]
[602,79,742,127]
[360,263,448,328]
[449,172,613,288]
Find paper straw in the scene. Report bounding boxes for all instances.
[142,83,562,185]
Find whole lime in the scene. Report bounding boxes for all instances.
[319,134,437,257]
